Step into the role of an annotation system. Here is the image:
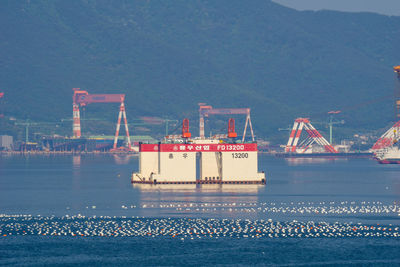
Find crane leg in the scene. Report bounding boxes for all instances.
[242,115,249,143]
[113,104,123,149]
[72,103,81,138]
[199,115,205,139]
[122,103,132,150]
[248,114,255,142]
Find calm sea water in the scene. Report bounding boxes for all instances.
[1,154,399,265]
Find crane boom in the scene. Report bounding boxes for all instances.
[73,88,124,106]
[201,108,250,115]
[75,94,125,105]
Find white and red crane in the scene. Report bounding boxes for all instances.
[72,88,132,150]
[285,118,338,153]
[372,121,400,150]
[372,66,400,150]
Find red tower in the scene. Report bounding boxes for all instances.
[182,118,191,138]
[228,118,237,138]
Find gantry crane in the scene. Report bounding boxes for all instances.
[372,66,400,150]
[198,103,254,142]
[72,88,132,150]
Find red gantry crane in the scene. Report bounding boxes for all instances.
[72,88,132,150]
[285,118,338,153]
[372,65,400,150]
[198,103,254,142]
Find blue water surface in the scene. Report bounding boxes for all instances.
[0,154,399,265]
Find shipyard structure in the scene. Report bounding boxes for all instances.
[132,108,265,185]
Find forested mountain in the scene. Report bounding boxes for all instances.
[1,0,399,142]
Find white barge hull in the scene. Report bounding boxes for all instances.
[132,142,265,184]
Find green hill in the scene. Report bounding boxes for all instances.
[1,0,399,143]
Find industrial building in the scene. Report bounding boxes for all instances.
[0,135,13,150]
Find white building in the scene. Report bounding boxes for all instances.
[0,135,13,150]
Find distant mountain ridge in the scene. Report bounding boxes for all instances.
[1,0,399,141]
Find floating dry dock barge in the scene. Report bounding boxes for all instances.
[132,116,265,184]
[132,140,265,184]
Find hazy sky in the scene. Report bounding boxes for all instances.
[272,0,400,16]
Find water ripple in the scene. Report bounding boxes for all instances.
[1,215,399,239]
